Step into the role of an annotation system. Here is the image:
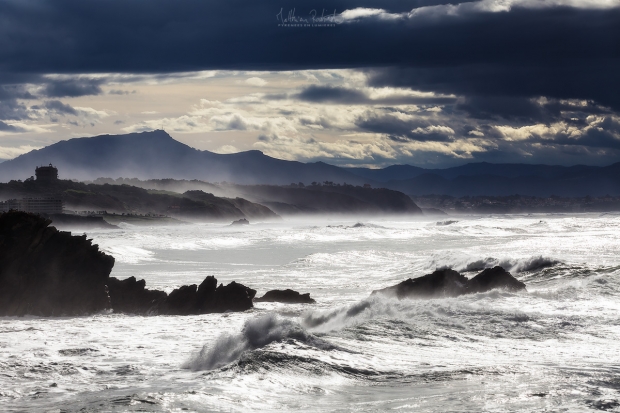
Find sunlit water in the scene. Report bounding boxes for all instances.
[2,214,620,412]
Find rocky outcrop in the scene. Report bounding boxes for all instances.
[0,211,257,316]
[373,266,525,299]
[255,289,316,304]
[466,266,527,293]
[0,211,114,316]
[106,276,167,315]
[229,218,249,226]
[105,275,256,315]
[157,276,256,315]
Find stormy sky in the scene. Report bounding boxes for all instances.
[0,0,619,168]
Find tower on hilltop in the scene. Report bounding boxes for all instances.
[35,164,59,182]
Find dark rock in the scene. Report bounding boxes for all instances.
[107,275,256,315]
[162,277,256,315]
[255,289,316,304]
[0,211,257,316]
[0,211,114,316]
[373,266,526,300]
[164,284,199,315]
[106,276,166,315]
[466,266,526,293]
[373,269,469,299]
[229,218,249,226]
[201,280,257,313]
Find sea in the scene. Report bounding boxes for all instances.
[1,213,620,412]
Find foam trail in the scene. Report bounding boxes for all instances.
[184,314,336,371]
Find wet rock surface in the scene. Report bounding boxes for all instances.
[373,266,526,299]
[255,289,316,304]
[157,276,257,315]
[106,276,167,315]
[0,211,257,316]
[0,211,114,316]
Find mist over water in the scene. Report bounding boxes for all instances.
[1,213,620,412]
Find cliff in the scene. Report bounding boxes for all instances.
[0,211,256,316]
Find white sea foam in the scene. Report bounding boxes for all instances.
[184,314,336,371]
[3,214,620,412]
[429,253,561,274]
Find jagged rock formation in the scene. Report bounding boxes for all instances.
[0,211,114,316]
[107,275,256,315]
[230,218,249,226]
[0,211,257,316]
[467,266,527,293]
[158,276,256,315]
[255,289,316,304]
[373,266,525,299]
[106,276,167,314]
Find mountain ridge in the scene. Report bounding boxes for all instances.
[1,130,620,197]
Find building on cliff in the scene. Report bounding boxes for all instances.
[35,163,59,182]
[0,165,64,214]
[1,198,64,214]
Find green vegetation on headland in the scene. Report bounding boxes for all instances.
[0,178,280,223]
[0,177,424,225]
[91,177,423,215]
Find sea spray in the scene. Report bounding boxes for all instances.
[431,254,560,274]
[184,314,336,371]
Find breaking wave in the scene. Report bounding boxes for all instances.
[436,220,458,226]
[183,314,337,371]
[433,255,561,274]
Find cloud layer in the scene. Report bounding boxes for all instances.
[0,0,618,167]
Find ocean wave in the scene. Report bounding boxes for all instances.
[326,222,387,230]
[436,220,458,226]
[215,350,382,380]
[183,314,337,371]
[432,255,561,274]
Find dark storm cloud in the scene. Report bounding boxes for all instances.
[0,100,28,121]
[527,117,620,151]
[108,89,135,95]
[40,100,78,116]
[296,85,367,104]
[455,96,547,123]
[0,85,35,101]
[355,112,454,142]
[0,0,619,166]
[0,120,24,132]
[0,1,617,108]
[291,85,455,105]
[0,85,34,120]
[0,75,103,123]
[41,78,103,98]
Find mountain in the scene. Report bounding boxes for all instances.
[385,165,620,197]
[2,130,620,197]
[346,162,602,181]
[0,130,369,185]
[346,165,427,182]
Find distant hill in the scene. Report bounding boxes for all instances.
[219,183,423,215]
[0,179,279,222]
[346,162,602,181]
[384,164,620,197]
[1,130,620,197]
[0,130,369,185]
